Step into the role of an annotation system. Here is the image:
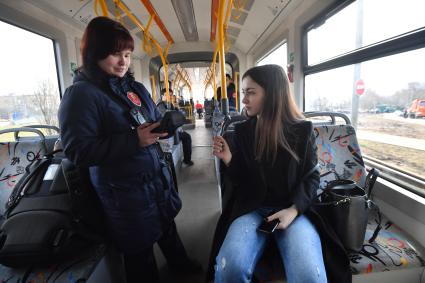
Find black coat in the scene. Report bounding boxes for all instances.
[207,118,351,283]
[59,72,181,254]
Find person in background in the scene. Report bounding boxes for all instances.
[195,100,204,119]
[159,93,194,166]
[216,74,236,110]
[59,17,199,283]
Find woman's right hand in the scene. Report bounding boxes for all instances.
[213,136,232,166]
[137,122,168,147]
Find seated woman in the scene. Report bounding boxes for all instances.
[212,64,350,283]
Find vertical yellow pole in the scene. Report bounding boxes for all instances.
[234,72,239,111]
[212,48,219,100]
[99,0,109,16]
[217,0,227,102]
[150,75,157,102]
[157,49,170,103]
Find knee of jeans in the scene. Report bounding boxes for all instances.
[292,264,326,283]
[214,254,253,279]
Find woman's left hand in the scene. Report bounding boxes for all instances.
[266,205,299,230]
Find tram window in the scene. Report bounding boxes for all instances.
[0,20,60,141]
[305,48,425,183]
[307,0,425,66]
[256,42,287,71]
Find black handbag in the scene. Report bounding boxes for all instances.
[316,169,381,252]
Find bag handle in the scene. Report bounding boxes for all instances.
[367,199,382,243]
[364,168,380,199]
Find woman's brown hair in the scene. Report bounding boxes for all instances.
[242,64,304,164]
[79,16,134,82]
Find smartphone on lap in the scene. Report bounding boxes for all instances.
[257,218,280,234]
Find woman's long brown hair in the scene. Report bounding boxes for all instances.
[242,64,304,164]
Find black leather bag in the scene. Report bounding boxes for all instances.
[0,150,105,267]
[316,169,381,252]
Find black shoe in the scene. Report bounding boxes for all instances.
[183,160,194,166]
[168,258,203,275]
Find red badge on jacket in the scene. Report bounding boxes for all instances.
[127,91,141,107]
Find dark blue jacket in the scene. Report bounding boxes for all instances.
[58,72,181,254]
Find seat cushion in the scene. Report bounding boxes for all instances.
[350,213,425,274]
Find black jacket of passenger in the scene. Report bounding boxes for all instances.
[207,118,351,283]
[58,72,181,254]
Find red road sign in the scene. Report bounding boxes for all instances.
[355,79,365,95]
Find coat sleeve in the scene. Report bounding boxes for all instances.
[59,84,142,167]
[225,126,246,182]
[291,123,320,215]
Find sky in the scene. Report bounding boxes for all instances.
[0,20,59,96]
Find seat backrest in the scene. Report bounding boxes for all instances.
[314,124,367,191]
[0,128,47,214]
[222,115,247,133]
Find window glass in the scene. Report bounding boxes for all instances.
[0,21,60,141]
[257,42,288,71]
[307,0,425,65]
[305,48,425,180]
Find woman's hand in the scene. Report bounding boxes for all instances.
[212,136,232,166]
[266,205,299,230]
[137,122,168,147]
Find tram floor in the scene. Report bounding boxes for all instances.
[155,119,220,283]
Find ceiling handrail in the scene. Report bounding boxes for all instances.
[111,0,173,103]
[139,0,174,44]
[232,0,247,21]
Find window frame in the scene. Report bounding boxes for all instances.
[255,40,288,67]
[302,0,425,195]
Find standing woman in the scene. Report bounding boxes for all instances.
[212,65,350,283]
[59,17,191,283]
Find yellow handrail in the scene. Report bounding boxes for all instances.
[175,65,192,91]
[99,0,109,17]
[150,75,157,102]
[217,0,228,101]
[212,47,219,100]
[223,0,234,52]
[234,71,239,111]
[232,0,247,21]
[112,0,173,103]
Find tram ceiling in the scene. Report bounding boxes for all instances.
[28,0,302,56]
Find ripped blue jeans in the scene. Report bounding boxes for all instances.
[214,208,327,283]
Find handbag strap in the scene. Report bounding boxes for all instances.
[367,199,382,243]
[364,168,380,199]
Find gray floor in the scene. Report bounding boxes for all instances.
[155,119,221,283]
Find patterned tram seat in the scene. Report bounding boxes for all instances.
[0,128,47,215]
[0,127,125,282]
[314,124,425,277]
